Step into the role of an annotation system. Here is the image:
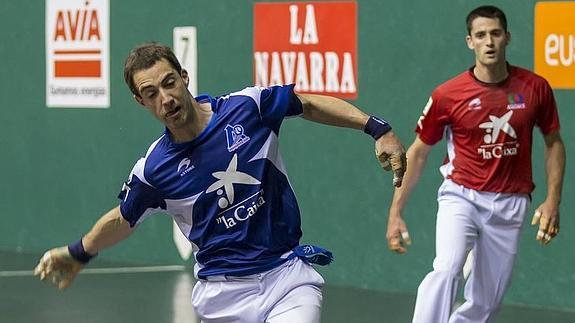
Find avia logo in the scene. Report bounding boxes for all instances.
[225,124,250,152]
[206,154,260,209]
[177,158,195,177]
[468,97,482,110]
[507,92,526,110]
[478,111,517,144]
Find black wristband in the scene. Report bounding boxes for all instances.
[363,116,392,140]
[68,239,97,264]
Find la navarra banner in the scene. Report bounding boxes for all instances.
[254,2,358,99]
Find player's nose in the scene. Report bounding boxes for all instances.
[160,89,175,108]
[486,35,495,46]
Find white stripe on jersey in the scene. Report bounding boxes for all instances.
[440,126,456,178]
[227,86,265,117]
[145,134,166,158]
[249,132,287,176]
[165,192,202,246]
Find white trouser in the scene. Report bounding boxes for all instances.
[192,257,324,323]
[412,180,529,323]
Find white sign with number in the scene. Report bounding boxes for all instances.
[173,27,198,96]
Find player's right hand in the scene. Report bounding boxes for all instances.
[375,131,407,188]
[386,211,411,254]
[34,246,84,290]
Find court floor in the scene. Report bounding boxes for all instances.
[1,250,574,323]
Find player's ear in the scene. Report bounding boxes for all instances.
[505,31,511,46]
[133,94,145,107]
[466,35,474,50]
[181,69,189,87]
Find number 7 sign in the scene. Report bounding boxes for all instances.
[173,27,198,96]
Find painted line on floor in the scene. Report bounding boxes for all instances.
[0,265,187,277]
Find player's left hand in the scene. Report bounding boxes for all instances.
[531,200,560,245]
[34,246,84,290]
[375,131,407,187]
[386,213,411,254]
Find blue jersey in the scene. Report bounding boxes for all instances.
[118,85,304,278]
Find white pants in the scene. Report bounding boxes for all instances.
[192,258,324,323]
[413,180,529,323]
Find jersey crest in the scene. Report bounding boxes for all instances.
[225,124,250,152]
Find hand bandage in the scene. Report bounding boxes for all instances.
[376,150,406,187]
[379,158,391,171]
[388,152,406,187]
[34,246,84,290]
[401,231,411,245]
[531,210,542,226]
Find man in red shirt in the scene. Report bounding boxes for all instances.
[386,5,565,323]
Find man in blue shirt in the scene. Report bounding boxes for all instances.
[35,43,407,322]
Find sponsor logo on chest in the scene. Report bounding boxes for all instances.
[468,97,482,110]
[177,158,195,177]
[204,154,265,229]
[225,124,250,152]
[506,92,526,110]
[477,110,520,160]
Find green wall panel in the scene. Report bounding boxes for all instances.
[1,0,573,310]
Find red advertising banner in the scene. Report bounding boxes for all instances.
[254,1,358,99]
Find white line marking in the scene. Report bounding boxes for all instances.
[0,265,187,277]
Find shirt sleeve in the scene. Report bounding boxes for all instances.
[258,84,303,132]
[117,159,166,227]
[536,80,560,135]
[415,90,450,145]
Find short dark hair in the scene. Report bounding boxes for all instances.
[466,5,507,35]
[123,42,182,96]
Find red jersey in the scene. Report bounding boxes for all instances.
[416,65,560,193]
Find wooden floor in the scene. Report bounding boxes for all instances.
[1,250,574,323]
